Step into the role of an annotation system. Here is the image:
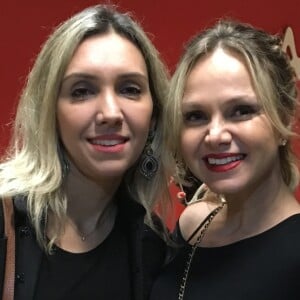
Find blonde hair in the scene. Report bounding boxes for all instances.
[164,19,299,194]
[0,5,170,251]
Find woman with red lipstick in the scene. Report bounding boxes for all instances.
[0,5,170,300]
[151,19,300,300]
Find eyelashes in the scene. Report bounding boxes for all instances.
[183,110,207,123]
[231,104,260,119]
[67,81,144,102]
[183,104,261,125]
[119,85,142,99]
[71,86,96,100]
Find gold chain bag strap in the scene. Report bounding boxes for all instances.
[178,185,226,300]
[2,197,15,300]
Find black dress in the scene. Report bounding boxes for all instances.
[150,214,300,300]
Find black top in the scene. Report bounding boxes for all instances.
[0,190,166,300]
[34,214,131,300]
[150,214,300,300]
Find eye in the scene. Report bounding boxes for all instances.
[119,83,142,99]
[70,87,94,100]
[183,110,207,125]
[231,104,260,120]
[69,81,97,101]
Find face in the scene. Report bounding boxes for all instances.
[180,47,282,198]
[57,32,153,184]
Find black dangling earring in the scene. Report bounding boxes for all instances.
[139,130,158,180]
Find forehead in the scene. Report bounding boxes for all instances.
[186,48,252,89]
[182,48,257,104]
[189,48,249,81]
[64,32,148,76]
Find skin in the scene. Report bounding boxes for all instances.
[179,47,300,246]
[52,31,153,252]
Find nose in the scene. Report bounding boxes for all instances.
[95,91,123,126]
[204,117,232,148]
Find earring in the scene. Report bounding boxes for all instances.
[139,131,158,180]
[179,170,202,205]
[280,138,287,146]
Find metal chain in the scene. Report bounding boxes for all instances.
[178,202,225,300]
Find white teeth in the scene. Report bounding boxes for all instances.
[208,155,243,165]
[92,140,121,146]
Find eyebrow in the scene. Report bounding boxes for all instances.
[118,72,149,81]
[183,95,257,104]
[225,95,257,103]
[62,72,149,84]
[62,73,97,84]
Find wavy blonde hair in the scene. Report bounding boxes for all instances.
[0,5,170,251]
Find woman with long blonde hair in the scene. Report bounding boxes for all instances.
[0,5,170,299]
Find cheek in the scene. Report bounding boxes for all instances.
[57,105,68,138]
[180,130,197,163]
[126,102,153,133]
[57,109,73,137]
[56,104,85,142]
[180,135,188,158]
[242,124,277,152]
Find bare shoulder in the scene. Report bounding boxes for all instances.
[179,194,220,243]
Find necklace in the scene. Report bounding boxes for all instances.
[73,228,94,242]
[178,198,226,300]
[67,202,115,242]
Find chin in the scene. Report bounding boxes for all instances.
[83,166,128,184]
[97,168,127,178]
[206,181,244,196]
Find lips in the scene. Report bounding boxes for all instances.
[87,135,129,153]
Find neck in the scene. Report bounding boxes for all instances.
[48,161,121,252]
[204,179,300,246]
[64,161,120,224]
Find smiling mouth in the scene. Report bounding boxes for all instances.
[87,137,129,154]
[206,154,245,166]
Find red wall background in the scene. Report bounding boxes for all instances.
[1,0,299,225]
